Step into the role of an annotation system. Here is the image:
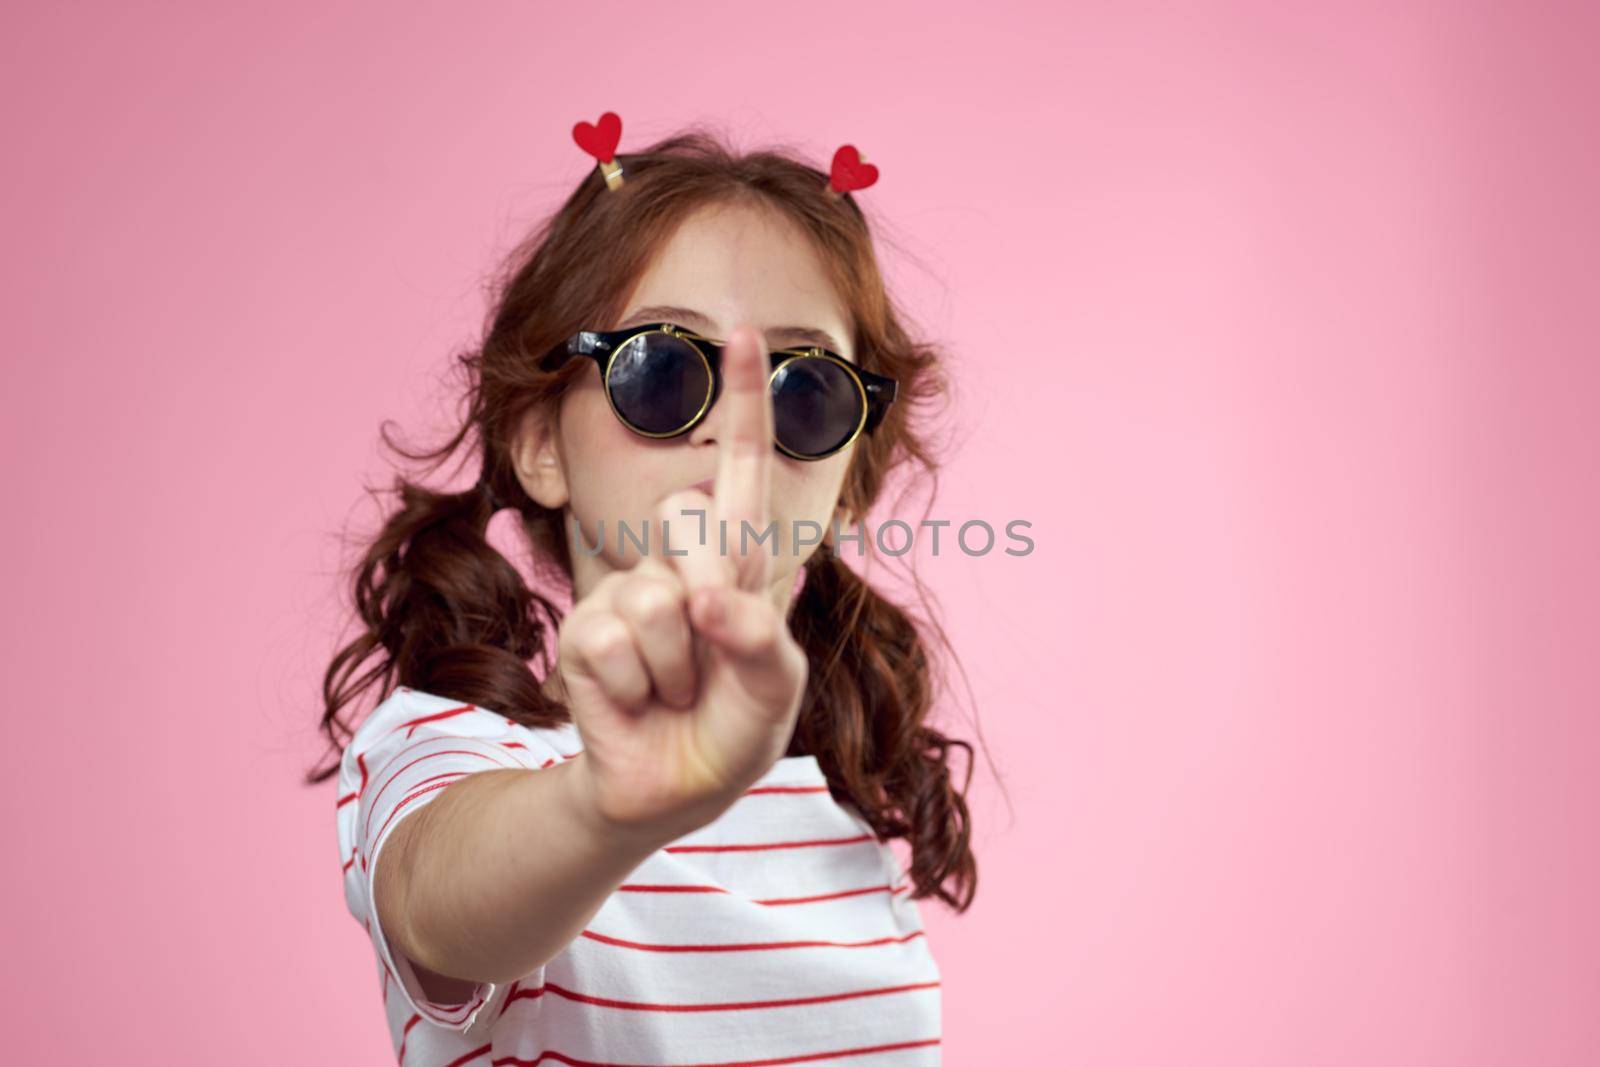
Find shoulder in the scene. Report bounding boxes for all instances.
[334,685,585,887]
[342,686,583,780]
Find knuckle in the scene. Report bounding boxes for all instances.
[586,570,627,604]
[630,554,669,579]
[634,554,683,586]
[623,580,681,625]
[786,637,809,678]
[557,610,592,655]
[742,608,780,651]
[580,615,632,661]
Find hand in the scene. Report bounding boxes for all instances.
[555,324,809,839]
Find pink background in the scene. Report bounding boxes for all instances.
[4,2,1596,1063]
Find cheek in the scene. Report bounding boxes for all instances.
[557,389,628,511]
[767,457,851,564]
[560,386,685,529]
[770,454,849,521]
[561,385,637,466]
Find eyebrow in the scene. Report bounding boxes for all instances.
[615,304,848,355]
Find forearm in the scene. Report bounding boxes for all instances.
[376,756,686,985]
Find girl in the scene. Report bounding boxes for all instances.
[308,118,979,1066]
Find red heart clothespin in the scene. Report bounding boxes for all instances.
[827,145,879,196]
[574,112,626,190]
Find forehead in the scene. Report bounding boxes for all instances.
[616,201,853,357]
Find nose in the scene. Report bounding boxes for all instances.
[685,387,725,448]
[686,324,767,448]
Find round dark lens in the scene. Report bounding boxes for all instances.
[771,356,865,457]
[606,333,711,436]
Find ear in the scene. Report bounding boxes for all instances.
[512,405,569,510]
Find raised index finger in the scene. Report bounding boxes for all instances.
[713,324,774,593]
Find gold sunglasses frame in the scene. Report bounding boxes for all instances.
[543,322,897,461]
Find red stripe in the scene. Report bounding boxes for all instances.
[393,703,583,758]
[766,882,910,905]
[492,979,531,1023]
[579,928,927,953]
[498,740,581,760]
[396,1012,421,1062]
[503,978,939,1014]
[495,979,525,1020]
[663,833,873,854]
[487,1036,939,1067]
[363,746,513,843]
[336,750,374,809]
[341,847,357,873]
[397,703,480,738]
[367,775,472,864]
[379,950,394,1007]
[445,1045,492,1066]
[615,881,909,906]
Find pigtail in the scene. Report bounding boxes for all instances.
[305,474,568,784]
[789,540,978,913]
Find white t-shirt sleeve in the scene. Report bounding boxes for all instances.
[334,686,572,1033]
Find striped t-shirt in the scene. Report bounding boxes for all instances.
[335,685,943,1065]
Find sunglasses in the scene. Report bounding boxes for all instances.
[539,322,898,461]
